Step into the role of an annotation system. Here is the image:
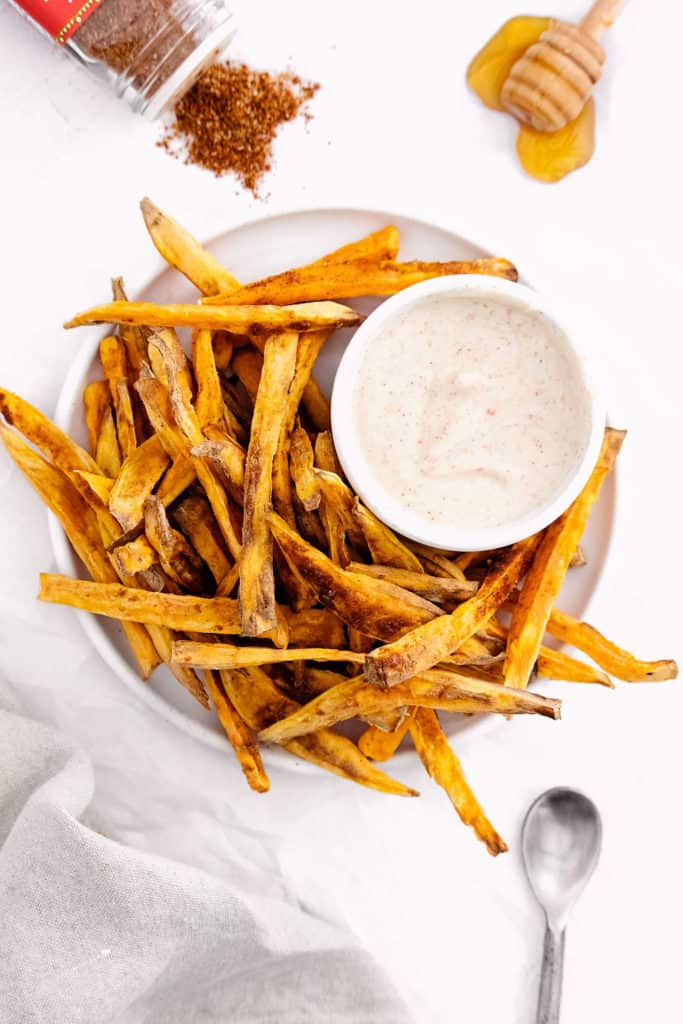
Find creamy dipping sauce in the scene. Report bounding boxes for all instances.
[353,292,592,529]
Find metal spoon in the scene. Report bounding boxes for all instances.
[522,787,603,1024]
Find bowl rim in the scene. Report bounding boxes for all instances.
[331,274,606,552]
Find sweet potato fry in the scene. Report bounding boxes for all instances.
[239,331,299,635]
[270,512,438,640]
[409,708,507,855]
[203,669,269,793]
[311,471,366,551]
[100,335,137,457]
[95,404,122,478]
[539,605,678,683]
[108,435,170,530]
[503,429,625,690]
[404,541,469,582]
[350,501,424,572]
[192,328,224,428]
[156,451,196,506]
[64,300,363,334]
[223,667,417,796]
[212,331,235,370]
[365,534,539,687]
[258,668,561,744]
[135,365,242,559]
[348,563,478,605]
[282,607,346,648]
[172,641,363,671]
[231,346,263,401]
[301,376,331,432]
[111,277,148,376]
[215,561,240,598]
[83,381,111,455]
[536,647,613,687]
[171,494,232,585]
[144,495,211,592]
[110,535,157,576]
[358,711,414,762]
[140,197,240,295]
[0,426,159,678]
[74,471,114,506]
[0,388,103,478]
[192,434,245,492]
[290,425,320,511]
[38,574,242,633]
[315,225,400,265]
[205,257,519,306]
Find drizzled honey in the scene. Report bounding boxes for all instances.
[467,16,595,182]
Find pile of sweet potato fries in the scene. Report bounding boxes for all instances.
[0,199,676,855]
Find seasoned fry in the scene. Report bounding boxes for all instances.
[83,381,111,454]
[156,451,196,506]
[240,331,298,635]
[65,300,363,334]
[270,512,437,639]
[95,404,122,478]
[74,470,114,506]
[203,669,269,793]
[108,435,170,530]
[409,708,507,855]
[0,426,159,678]
[365,534,539,687]
[140,197,240,295]
[301,376,331,431]
[348,563,478,605]
[483,617,610,685]
[282,606,346,648]
[540,605,678,683]
[110,535,158,576]
[100,335,137,457]
[290,425,320,511]
[111,277,148,375]
[171,494,232,585]
[38,574,241,633]
[358,711,414,761]
[351,501,424,572]
[504,429,625,690]
[231,346,262,401]
[258,669,561,744]
[404,541,469,582]
[192,328,224,428]
[144,495,210,592]
[205,256,517,306]
[318,224,401,264]
[215,561,240,598]
[192,434,246,491]
[223,667,417,797]
[172,641,363,670]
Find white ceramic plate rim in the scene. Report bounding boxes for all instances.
[49,205,617,757]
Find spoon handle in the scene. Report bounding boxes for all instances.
[536,925,565,1024]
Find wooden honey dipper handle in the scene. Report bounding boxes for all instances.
[580,0,625,40]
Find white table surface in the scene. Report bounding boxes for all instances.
[0,2,681,1021]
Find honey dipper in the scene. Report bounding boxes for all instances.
[500,0,624,132]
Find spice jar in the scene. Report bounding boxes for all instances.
[9,1,236,119]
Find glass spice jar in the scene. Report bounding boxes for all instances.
[9,0,236,119]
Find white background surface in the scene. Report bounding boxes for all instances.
[0,1,681,1022]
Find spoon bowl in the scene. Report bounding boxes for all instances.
[523,786,602,932]
[522,787,602,1024]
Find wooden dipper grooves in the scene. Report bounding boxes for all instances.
[501,0,624,132]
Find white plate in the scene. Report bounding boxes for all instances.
[51,207,617,754]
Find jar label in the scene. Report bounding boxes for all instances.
[13,0,105,44]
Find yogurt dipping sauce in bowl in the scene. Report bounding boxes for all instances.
[331,275,605,552]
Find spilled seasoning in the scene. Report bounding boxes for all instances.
[159,62,319,195]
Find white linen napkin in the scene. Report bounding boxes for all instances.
[0,709,412,1024]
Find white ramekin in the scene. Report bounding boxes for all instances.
[331,274,606,552]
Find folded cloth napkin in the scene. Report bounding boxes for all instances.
[0,710,412,1024]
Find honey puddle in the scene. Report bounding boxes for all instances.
[467,16,595,182]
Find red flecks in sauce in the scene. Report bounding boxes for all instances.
[353,292,591,530]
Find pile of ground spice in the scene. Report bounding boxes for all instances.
[159,62,319,195]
